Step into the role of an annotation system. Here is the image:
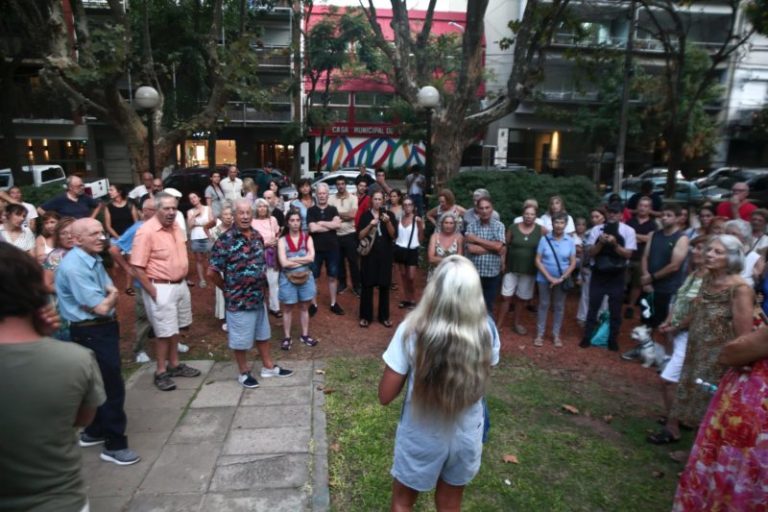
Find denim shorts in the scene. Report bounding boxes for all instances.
[391,401,484,491]
[312,249,339,279]
[190,238,211,253]
[226,307,271,350]
[278,272,316,304]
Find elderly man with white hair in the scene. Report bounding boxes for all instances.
[307,182,344,315]
[462,188,500,233]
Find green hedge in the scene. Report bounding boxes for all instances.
[446,171,601,225]
[19,182,67,207]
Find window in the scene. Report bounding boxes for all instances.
[41,166,65,182]
[354,93,392,124]
[310,92,349,106]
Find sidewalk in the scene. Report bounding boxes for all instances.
[81,359,329,512]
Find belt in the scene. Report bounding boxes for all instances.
[71,317,116,328]
[150,279,184,285]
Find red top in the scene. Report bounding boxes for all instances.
[716,201,756,221]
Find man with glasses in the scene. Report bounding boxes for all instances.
[38,175,102,219]
[717,182,757,221]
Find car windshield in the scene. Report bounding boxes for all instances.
[0,174,9,188]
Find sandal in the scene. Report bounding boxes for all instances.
[513,324,527,335]
[359,319,370,328]
[533,336,544,347]
[280,337,292,351]
[269,309,284,319]
[300,335,318,347]
[380,319,393,328]
[398,301,412,309]
[647,428,680,445]
[125,287,136,296]
[391,283,399,291]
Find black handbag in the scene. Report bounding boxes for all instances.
[545,235,575,292]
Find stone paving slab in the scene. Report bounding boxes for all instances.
[138,442,222,494]
[127,492,204,512]
[168,407,235,444]
[232,405,310,429]
[239,385,312,407]
[201,489,308,512]
[210,454,310,491]
[189,380,243,408]
[82,359,328,512]
[223,427,312,456]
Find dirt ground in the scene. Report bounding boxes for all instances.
[114,263,660,413]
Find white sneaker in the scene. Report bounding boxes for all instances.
[177,343,190,353]
[221,323,228,332]
[260,365,294,378]
[135,351,151,363]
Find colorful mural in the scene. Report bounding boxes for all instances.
[315,136,426,171]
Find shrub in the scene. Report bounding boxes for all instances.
[446,171,602,225]
[19,183,67,207]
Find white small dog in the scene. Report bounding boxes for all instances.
[630,325,667,369]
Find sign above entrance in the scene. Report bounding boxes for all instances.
[309,124,399,137]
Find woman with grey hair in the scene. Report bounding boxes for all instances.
[252,197,282,317]
[648,234,754,444]
[724,219,760,287]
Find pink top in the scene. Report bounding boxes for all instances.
[251,217,280,245]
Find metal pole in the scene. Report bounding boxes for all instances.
[425,107,433,194]
[147,110,156,177]
[613,0,636,194]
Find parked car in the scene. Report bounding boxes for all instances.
[603,177,703,205]
[0,164,67,191]
[696,168,768,201]
[630,167,684,181]
[458,164,534,173]
[163,165,296,212]
[311,168,376,197]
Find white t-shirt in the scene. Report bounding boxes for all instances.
[220,178,243,203]
[22,202,37,229]
[0,225,36,252]
[174,211,188,242]
[189,206,211,241]
[539,213,576,235]
[743,250,760,288]
[128,185,148,200]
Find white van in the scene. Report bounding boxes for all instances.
[0,165,67,190]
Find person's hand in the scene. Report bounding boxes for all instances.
[34,303,61,336]
[381,213,390,224]
[148,284,158,302]
[640,274,653,286]
[369,217,379,227]
[642,284,654,293]
[658,322,676,335]
[106,285,119,296]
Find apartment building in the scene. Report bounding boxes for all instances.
[484,0,758,178]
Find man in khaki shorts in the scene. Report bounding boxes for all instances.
[131,192,201,391]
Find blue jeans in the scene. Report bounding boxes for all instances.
[70,320,128,451]
[480,274,501,315]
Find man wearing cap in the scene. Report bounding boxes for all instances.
[580,202,637,352]
[130,192,201,391]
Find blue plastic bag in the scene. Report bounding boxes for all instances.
[590,311,609,347]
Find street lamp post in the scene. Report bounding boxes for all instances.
[135,85,161,177]
[417,85,440,194]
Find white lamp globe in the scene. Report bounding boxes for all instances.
[417,85,440,108]
[135,86,160,110]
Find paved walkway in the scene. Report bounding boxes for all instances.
[81,359,329,512]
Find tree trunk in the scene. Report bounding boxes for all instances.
[431,117,466,189]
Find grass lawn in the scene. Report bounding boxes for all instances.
[325,356,692,511]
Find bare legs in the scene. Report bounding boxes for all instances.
[496,296,525,333]
[390,479,465,512]
[282,301,311,338]
[398,264,418,304]
[194,251,208,285]
[155,337,180,374]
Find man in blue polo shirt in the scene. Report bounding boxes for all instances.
[56,217,139,466]
[38,175,102,219]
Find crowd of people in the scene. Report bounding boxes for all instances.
[3,168,768,510]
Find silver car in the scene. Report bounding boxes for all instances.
[312,168,376,197]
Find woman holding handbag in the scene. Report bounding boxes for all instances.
[394,198,424,309]
[533,212,576,347]
[252,198,282,318]
[357,190,397,328]
[277,210,318,350]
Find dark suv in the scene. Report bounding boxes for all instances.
[163,165,294,212]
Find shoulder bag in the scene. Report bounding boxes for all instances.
[545,235,575,292]
[357,220,378,256]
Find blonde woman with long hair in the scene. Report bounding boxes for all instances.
[378,255,500,511]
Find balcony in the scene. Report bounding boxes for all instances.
[538,90,600,103]
[222,101,292,124]
[253,47,292,68]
